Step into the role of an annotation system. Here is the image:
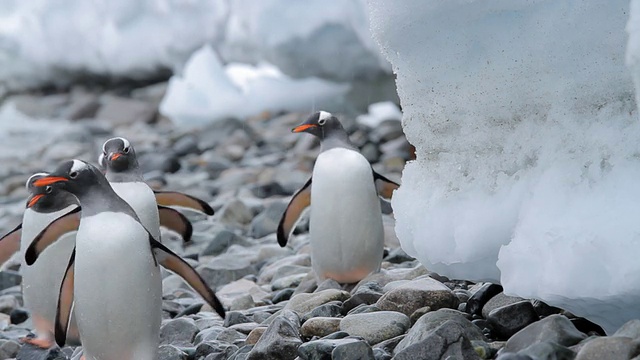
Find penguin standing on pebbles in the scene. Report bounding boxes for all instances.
[0,174,80,348]
[278,111,399,283]
[26,160,224,360]
[100,137,214,242]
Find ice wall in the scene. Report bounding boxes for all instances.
[0,0,389,90]
[369,0,640,332]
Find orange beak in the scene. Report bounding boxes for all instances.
[27,194,44,208]
[110,153,122,161]
[33,177,68,187]
[292,124,317,133]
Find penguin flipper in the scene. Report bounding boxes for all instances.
[154,190,214,216]
[55,248,75,347]
[277,177,312,247]
[158,205,193,242]
[149,236,226,318]
[0,223,22,265]
[373,171,400,200]
[25,207,81,266]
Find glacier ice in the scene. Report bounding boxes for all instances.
[159,45,349,126]
[0,0,388,90]
[369,0,640,333]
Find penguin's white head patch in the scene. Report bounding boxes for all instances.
[26,172,49,189]
[102,137,130,154]
[318,111,332,125]
[70,160,89,174]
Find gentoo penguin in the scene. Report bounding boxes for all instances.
[0,174,80,348]
[278,111,399,283]
[100,137,214,242]
[26,160,224,359]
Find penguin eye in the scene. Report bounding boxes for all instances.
[123,146,130,154]
[318,119,326,126]
[45,186,53,194]
[69,171,79,179]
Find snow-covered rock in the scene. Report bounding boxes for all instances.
[369,0,640,333]
[356,102,402,128]
[0,0,389,90]
[159,45,349,126]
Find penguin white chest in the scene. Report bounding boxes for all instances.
[111,182,160,240]
[75,212,162,360]
[310,148,384,283]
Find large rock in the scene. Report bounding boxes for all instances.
[393,320,481,360]
[575,337,640,360]
[250,201,288,238]
[487,301,539,339]
[504,315,587,353]
[284,289,351,315]
[297,337,375,360]
[481,293,524,318]
[160,318,199,346]
[301,317,341,338]
[198,256,257,289]
[376,277,457,316]
[339,311,410,345]
[514,341,576,360]
[247,310,302,360]
[395,309,485,354]
[158,345,189,360]
[613,319,640,339]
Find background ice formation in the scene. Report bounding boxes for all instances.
[370,0,640,333]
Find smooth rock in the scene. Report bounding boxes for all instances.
[138,152,181,173]
[173,135,200,156]
[0,339,21,359]
[249,201,288,238]
[395,309,485,354]
[301,317,341,338]
[160,318,199,346]
[285,289,351,315]
[272,273,309,291]
[376,278,457,317]
[465,283,503,316]
[247,310,302,360]
[614,319,640,339]
[348,304,381,315]
[297,337,375,360]
[373,334,405,355]
[393,320,481,360]
[340,311,410,345]
[481,293,526,319]
[224,311,253,327]
[516,341,576,360]
[302,302,343,321]
[246,327,268,345]
[216,278,270,309]
[487,301,539,339]
[315,279,342,293]
[273,288,295,304]
[575,337,640,360]
[158,344,189,360]
[259,254,312,284]
[0,271,21,291]
[504,315,587,353]
[196,341,239,360]
[201,230,249,256]
[198,257,257,290]
[219,199,254,226]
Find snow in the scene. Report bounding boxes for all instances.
[356,102,402,128]
[369,0,640,333]
[159,45,349,126]
[0,0,389,90]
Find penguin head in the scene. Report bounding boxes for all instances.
[32,160,106,198]
[25,172,76,212]
[292,111,346,140]
[101,137,138,173]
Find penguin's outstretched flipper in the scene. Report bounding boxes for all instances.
[373,171,400,200]
[150,237,225,318]
[153,191,214,216]
[277,178,312,247]
[25,207,81,266]
[0,223,22,265]
[55,248,75,347]
[158,205,193,242]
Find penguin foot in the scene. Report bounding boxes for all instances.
[20,336,54,349]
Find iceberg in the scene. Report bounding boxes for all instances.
[369,0,640,333]
[159,45,349,126]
